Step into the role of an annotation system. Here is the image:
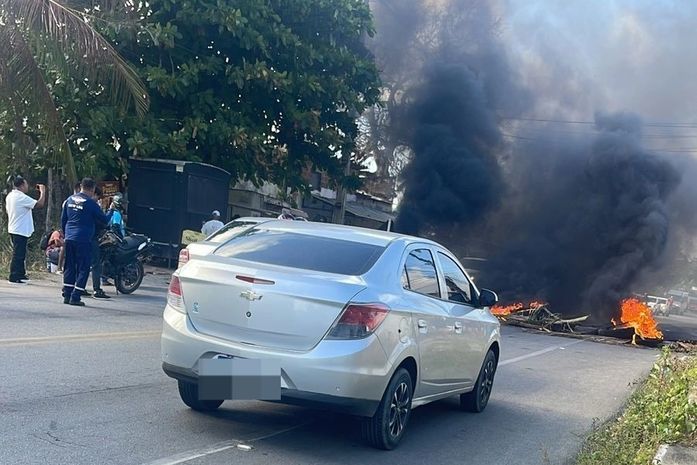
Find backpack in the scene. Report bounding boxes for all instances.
[39,229,53,251]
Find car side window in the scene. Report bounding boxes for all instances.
[438,252,474,305]
[403,249,441,298]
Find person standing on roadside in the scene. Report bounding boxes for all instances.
[90,186,110,300]
[5,176,46,284]
[61,178,107,306]
[58,182,82,273]
[201,210,224,236]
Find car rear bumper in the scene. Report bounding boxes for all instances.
[161,362,380,417]
[161,305,392,417]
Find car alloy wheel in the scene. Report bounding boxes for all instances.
[363,368,413,450]
[461,349,497,413]
[389,381,410,438]
[478,357,496,408]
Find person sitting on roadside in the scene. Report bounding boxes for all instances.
[46,228,64,274]
[201,210,224,236]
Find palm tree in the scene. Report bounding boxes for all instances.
[0,0,148,184]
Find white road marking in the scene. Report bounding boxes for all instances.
[500,339,585,366]
[0,331,160,347]
[141,421,311,465]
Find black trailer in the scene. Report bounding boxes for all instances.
[127,159,231,263]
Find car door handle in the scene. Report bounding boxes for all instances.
[417,319,428,329]
[454,322,463,333]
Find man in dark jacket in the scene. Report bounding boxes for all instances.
[90,186,111,299]
[61,178,108,306]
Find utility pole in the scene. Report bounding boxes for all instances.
[332,152,351,224]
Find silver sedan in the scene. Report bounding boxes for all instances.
[161,221,501,449]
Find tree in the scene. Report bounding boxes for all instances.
[0,0,148,184]
[74,0,382,191]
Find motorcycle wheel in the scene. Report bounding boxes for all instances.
[116,262,144,295]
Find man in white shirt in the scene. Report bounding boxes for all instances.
[201,210,224,237]
[5,176,46,283]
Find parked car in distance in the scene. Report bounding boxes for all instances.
[162,221,501,450]
[177,217,273,268]
[646,295,670,316]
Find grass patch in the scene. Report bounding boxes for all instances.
[577,348,697,465]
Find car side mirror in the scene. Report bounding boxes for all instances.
[478,289,498,308]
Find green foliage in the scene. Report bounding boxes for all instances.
[577,349,697,465]
[68,0,382,189]
[0,0,148,185]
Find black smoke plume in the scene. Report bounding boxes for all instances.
[385,1,686,320]
[479,113,680,319]
[394,64,504,235]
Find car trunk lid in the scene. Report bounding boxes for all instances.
[180,258,366,351]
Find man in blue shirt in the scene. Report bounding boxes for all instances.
[61,178,108,306]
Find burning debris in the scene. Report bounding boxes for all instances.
[491,301,545,317]
[492,301,590,333]
[611,298,663,343]
[491,298,664,346]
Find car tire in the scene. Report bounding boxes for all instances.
[362,368,413,450]
[461,349,497,413]
[177,380,223,412]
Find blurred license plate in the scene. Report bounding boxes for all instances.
[198,359,280,400]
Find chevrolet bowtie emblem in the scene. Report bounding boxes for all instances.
[240,290,263,301]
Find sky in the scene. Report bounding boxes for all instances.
[498,0,697,135]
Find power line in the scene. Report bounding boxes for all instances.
[500,124,697,138]
[499,116,697,129]
[501,134,697,152]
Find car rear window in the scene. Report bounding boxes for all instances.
[214,229,386,275]
[207,221,260,243]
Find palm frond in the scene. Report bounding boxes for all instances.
[6,0,149,116]
[0,25,77,183]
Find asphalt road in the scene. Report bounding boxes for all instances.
[656,313,697,342]
[0,274,658,465]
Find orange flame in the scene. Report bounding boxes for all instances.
[491,301,547,316]
[613,298,663,341]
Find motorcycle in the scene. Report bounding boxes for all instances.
[99,228,152,294]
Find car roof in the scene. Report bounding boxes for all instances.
[233,217,275,223]
[250,220,438,248]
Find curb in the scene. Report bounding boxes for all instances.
[653,445,697,465]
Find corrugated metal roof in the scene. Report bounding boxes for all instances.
[345,202,395,223]
[309,193,395,223]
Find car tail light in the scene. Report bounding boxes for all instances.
[178,249,190,268]
[168,275,185,313]
[327,303,390,340]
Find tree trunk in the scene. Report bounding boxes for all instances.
[45,167,53,231]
